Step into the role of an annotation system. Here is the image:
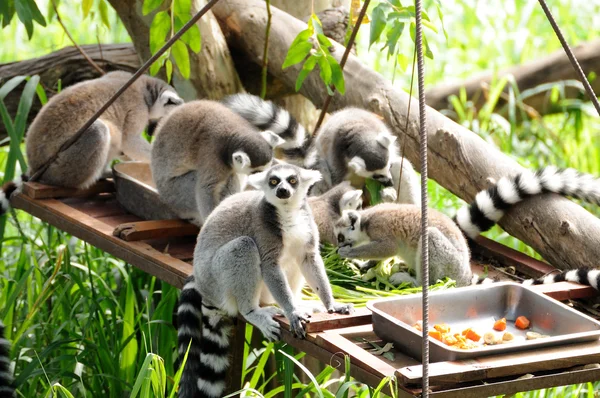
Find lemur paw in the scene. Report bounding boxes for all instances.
[328,303,354,315]
[337,246,354,258]
[261,305,284,317]
[288,311,309,339]
[381,187,397,203]
[389,272,418,286]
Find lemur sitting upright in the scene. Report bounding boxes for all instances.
[176,163,353,398]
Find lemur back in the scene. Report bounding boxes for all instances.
[25,71,182,190]
[176,164,352,398]
[151,100,284,226]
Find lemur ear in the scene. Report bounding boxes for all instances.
[299,168,322,186]
[348,156,367,173]
[376,133,396,148]
[260,130,286,148]
[346,210,360,230]
[340,190,363,211]
[232,151,251,173]
[161,91,184,106]
[247,170,268,189]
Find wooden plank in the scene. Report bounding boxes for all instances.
[275,307,372,333]
[396,339,600,385]
[12,193,192,288]
[471,236,556,278]
[22,180,115,199]
[113,220,200,242]
[531,281,597,301]
[63,196,129,219]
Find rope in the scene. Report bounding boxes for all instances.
[414,0,430,395]
[27,0,222,183]
[537,0,600,117]
[312,0,371,135]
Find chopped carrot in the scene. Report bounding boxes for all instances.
[428,330,443,341]
[461,328,471,336]
[515,316,530,330]
[464,329,481,342]
[493,318,507,331]
[434,324,451,334]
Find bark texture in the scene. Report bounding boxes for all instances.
[426,39,600,116]
[213,0,600,271]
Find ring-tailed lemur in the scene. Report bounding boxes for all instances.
[308,182,363,244]
[177,164,353,398]
[307,108,421,206]
[221,93,311,166]
[0,321,15,397]
[151,100,285,227]
[25,71,183,189]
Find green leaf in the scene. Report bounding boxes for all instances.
[435,3,448,41]
[45,383,75,398]
[82,0,93,19]
[98,0,110,28]
[317,55,332,85]
[369,4,387,49]
[149,11,171,54]
[119,278,138,383]
[173,0,191,16]
[25,0,45,25]
[386,22,405,58]
[172,40,191,79]
[316,33,333,48]
[165,59,173,82]
[282,41,312,69]
[0,76,26,100]
[174,15,201,53]
[308,13,323,36]
[143,0,164,15]
[328,55,345,95]
[14,0,35,38]
[396,53,408,71]
[295,56,317,92]
[0,1,16,28]
[149,53,167,76]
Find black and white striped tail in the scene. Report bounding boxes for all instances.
[522,268,600,289]
[221,93,309,155]
[0,175,26,217]
[456,167,600,239]
[0,322,15,398]
[177,276,232,398]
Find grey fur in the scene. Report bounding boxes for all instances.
[151,100,283,226]
[334,203,473,287]
[0,322,14,398]
[178,164,353,398]
[25,71,182,188]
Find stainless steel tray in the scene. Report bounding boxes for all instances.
[367,282,600,361]
[112,162,180,221]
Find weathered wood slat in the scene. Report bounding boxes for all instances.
[113,220,200,241]
[276,307,372,333]
[22,180,114,199]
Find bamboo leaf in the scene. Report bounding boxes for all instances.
[171,40,190,79]
[0,76,26,100]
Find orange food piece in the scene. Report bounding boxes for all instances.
[413,321,423,331]
[442,334,458,346]
[464,329,481,342]
[434,324,451,334]
[515,316,530,330]
[493,318,507,331]
[428,330,443,341]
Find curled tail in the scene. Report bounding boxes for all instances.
[0,175,26,217]
[456,167,600,239]
[0,322,15,398]
[177,276,232,398]
[221,93,310,155]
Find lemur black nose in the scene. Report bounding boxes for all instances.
[378,177,393,187]
[337,233,345,243]
[276,187,291,199]
[147,119,159,136]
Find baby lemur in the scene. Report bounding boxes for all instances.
[151,100,285,226]
[177,164,353,398]
[25,71,183,189]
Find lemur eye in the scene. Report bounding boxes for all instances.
[337,233,345,243]
[288,177,297,185]
[269,178,278,186]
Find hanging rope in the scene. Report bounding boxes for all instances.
[537,0,600,117]
[27,0,222,183]
[414,0,430,395]
[312,0,371,135]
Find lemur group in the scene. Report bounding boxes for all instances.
[1,71,599,398]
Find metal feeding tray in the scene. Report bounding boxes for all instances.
[367,282,600,362]
[112,161,180,221]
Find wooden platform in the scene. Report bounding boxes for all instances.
[11,181,600,397]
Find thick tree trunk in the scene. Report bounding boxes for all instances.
[107,0,242,100]
[426,39,600,116]
[213,0,600,271]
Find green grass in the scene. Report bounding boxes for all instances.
[2,0,600,396]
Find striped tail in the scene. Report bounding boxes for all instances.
[456,167,600,239]
[221,93,309,154]
[0,175,26,217]
[0,322,15,398]
[522,268,600,289]
[177,276,232,398]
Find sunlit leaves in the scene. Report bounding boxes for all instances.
[11,0,46,39]
[283,14,346,95]
[144,0,202,82]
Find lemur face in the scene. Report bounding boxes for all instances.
[348,156,394,187]
[334,210,366,248]
[148,91,184,136]
[249,164,321,206]
[339,190,363,212]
